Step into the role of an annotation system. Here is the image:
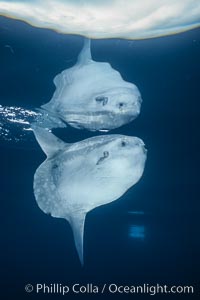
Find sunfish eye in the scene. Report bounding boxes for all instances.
[52,164,58,169]
[119,102,124,108]
[121,141,126,147]
[95,96,108,106]
[103,151,109,157]
[96,151,109,165]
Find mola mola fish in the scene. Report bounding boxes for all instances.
[0,39,142,137]
[41,39,142,131]
[32,126,147,264]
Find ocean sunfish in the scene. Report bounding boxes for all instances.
[32,126,147,264]
[41,39,142,131]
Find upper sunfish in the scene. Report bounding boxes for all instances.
[32,126,147,264]
[41,39,142,131]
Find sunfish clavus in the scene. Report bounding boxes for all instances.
[32,126,147,264]
[41,39,142,131]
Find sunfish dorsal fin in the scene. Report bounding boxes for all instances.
[77,38,92,64]
[32,125,68,157]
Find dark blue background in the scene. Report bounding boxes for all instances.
[0,16,200,299]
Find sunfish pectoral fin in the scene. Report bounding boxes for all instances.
[68,212,86,266]
[77,38,92,64]
[31,125,68,157]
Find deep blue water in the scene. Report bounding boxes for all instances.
[0,16,200,299]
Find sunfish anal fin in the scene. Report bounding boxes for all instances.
[68,212,86,266]
[77,38,92,64]
[32,125,68,157]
